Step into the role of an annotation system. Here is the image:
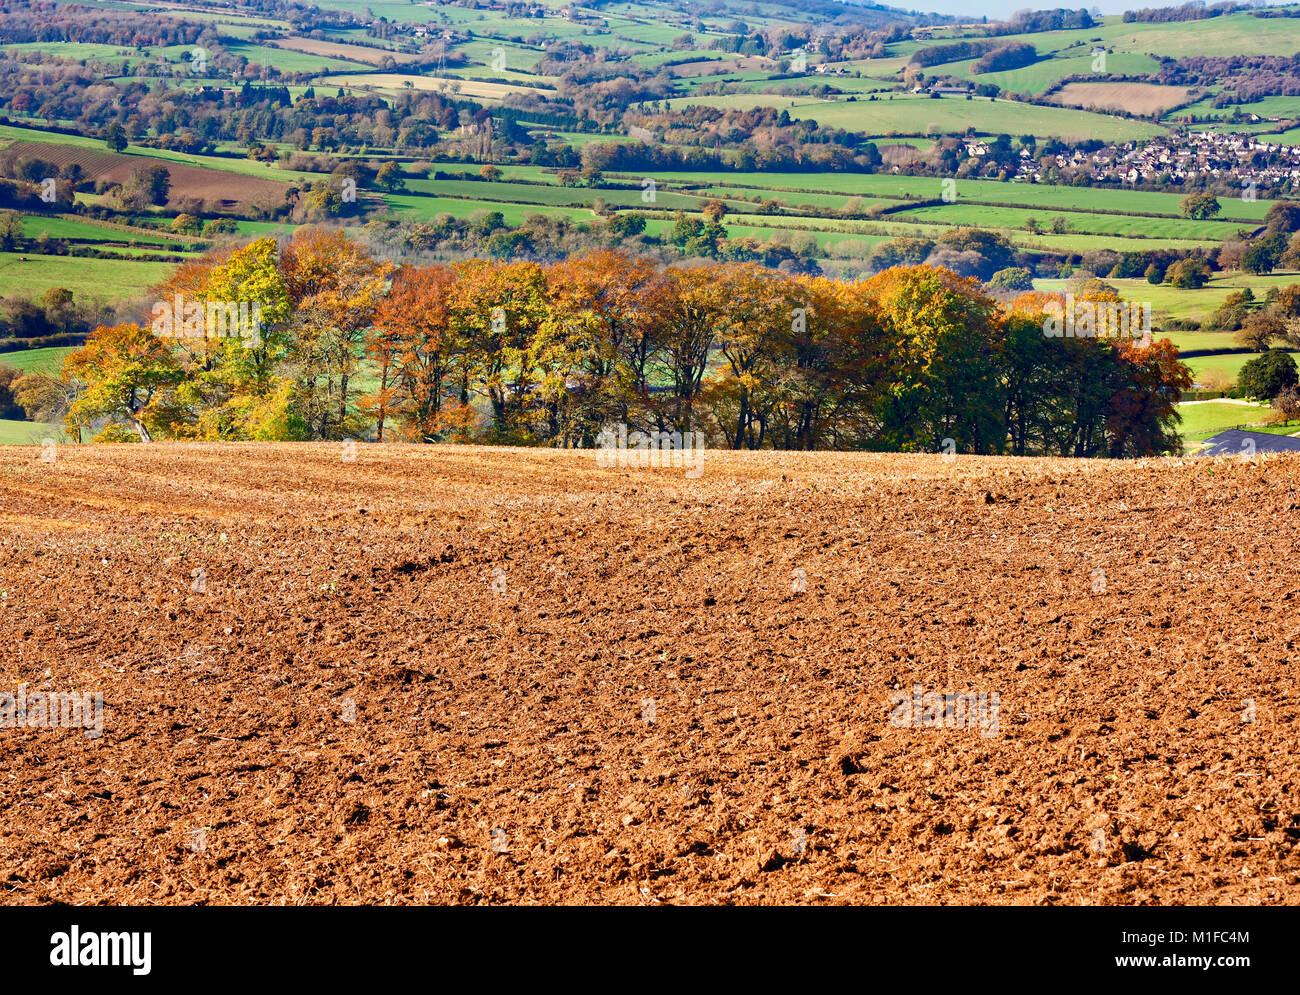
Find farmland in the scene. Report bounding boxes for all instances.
[658,92,1168,142]
[4,0,1300,454]
[922,52,1163,95]
[270,36,425,66]
[5,0,1300,936]
[0,345,73,373]
[1050,82,1193,117]
[319,73,552,101]
[2,443,1299,906]
[0,252,175,302]
[0,139,292,214]
[1176,398,1275,439]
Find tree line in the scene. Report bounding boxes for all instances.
[25,232,1190,457]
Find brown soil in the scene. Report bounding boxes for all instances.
[272,37,424,66]
[0,141,290,213]
[672,56,775,77]
[1,443,1297,905]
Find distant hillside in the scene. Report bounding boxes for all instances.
[675,0,957,28]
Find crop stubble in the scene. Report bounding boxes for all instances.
[0,444,1296,904]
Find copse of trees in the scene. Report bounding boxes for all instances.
[971,42,1038,74]
[1123,2,1246,23]
[48,233,1191,457]
[910,39,999,68]
[0,53,465,159]
[996,8,1095,33]
[0,286,111,350]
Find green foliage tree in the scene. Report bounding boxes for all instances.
[376,161,406,193]
[1165,258,1209,289]
[1238,349,1299,401]
[1180,192,1221,220]
[104,122,128,153]
[988,267,1034,291]
[1243,232,1288,275]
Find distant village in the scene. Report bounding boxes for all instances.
[941,126,1300,193]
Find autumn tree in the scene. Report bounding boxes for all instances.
[762,276,888,450]
[864,264,1005,454]
[999,294,1064,456]
[53,238,1195,458]
[446,259,548,441]
[656,265,722,435]
[376,161,406,192]
[149,238,298,439]
[539,250,669,444]
[706,263,806,448]
[367,264,460,441]
[281,228,393,439]
[1235,309,1284,351]
[1107,338,1193,457]
[63,323,183,442]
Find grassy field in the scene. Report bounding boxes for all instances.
[1170,94,1300,122]
[895,202,1240,241]
[1160,330,1242,353]
[618,169,1274,221]
[925,52,1162,96]
[1,41,158,63]
[719,212,1215,254]
[914,11,1300,62]
[660,92,1168,142]
[1036,272,1300,324]
[226,41,360,73]
[20,214,179,245]
[1181,351,1297,383]
[0,346,75,374]
[384,194,596,225]
[0,252,171,302]
[0,417,68,445]
[1177,399,1275,439]
[405,176,753,213]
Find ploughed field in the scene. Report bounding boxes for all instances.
[1,444,1298,905]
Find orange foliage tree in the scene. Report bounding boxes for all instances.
[61,236,1195,457]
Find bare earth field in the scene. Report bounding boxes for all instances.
[271,37,424,66]
[1050,82,1194,117]
[0,141,289,213]
[1,444,1298,905]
